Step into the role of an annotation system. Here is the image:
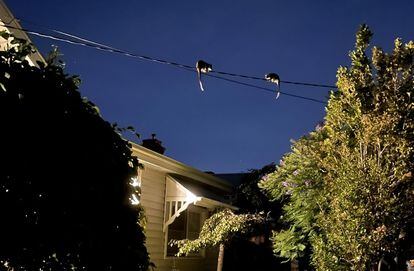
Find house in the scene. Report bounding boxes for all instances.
[132,138,236,271]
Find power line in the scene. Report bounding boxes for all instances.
[3,22,329,104]
[210,70,336,89]
[3,23,194,70]
[204,73,328,104]
[16,18,337,90]
[174,66,327,104]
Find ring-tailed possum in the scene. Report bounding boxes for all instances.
[196,60,212,91]
[265,73,281,99]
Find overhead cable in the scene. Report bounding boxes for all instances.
[3,22,329,104]
[16,18,338,90]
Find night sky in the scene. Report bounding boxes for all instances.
[7,0,413,173]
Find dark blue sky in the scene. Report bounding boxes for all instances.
[8,0,413,172]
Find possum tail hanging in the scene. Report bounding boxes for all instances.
[197,68,205,91]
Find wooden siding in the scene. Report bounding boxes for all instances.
[138,156,218,271]
[140,166,166,270]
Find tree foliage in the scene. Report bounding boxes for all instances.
[172,209,264,256]
[234,164,280,215]
[0,33,149,270]
[260,25,414,270]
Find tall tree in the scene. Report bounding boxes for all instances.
[260,25,414,270]
[0,34,149,270]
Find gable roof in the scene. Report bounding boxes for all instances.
[131,142,233,192]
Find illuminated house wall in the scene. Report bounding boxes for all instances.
[132,143,235,271]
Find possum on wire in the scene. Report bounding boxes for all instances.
[265,73,281,99]
[196,60,212,91]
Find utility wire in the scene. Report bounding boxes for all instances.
[16,18,337,90]
[211,70,336,89]
[3,22,328,104]
[204,73,328,104]
[3,23,194,70]
[16,18,119,50]
[173,66,327,104]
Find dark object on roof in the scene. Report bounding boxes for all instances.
[142,133,166,154]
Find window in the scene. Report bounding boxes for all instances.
[166,206,204,257]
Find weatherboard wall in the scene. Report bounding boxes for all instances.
[132,144,231,271]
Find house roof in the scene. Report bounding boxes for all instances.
[163,174,237,231]
[134,143,238,232]
[131,142,234,192]
[169,173,232,205]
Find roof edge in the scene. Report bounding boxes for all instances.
[131,142,233,192]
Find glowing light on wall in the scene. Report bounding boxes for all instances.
[130,194,140,205]
[129,167,142,206]
[130,176,141,188]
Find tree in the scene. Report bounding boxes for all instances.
[0,33,149,270]
[172,209,264,271]
[260,25,414,270]
[234,163,280,215]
